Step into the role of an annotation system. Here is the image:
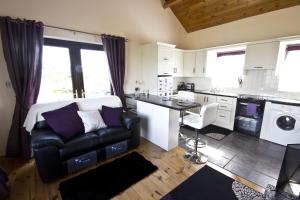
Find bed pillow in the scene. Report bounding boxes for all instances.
[77,110,107,133]
[42,103,84,141]
[101,106,123,127]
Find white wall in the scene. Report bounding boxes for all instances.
[0,0,186,156]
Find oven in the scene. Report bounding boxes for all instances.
[235,95,266,137]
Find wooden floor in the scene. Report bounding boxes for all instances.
[0,139,265,200]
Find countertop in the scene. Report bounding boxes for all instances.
[175,90,300,106]
[126,94,201,111]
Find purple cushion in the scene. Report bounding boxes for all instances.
[101,106,123,127]
[42,103,84,141]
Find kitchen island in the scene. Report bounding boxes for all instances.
[135,94,200,151]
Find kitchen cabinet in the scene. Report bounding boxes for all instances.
[158,45,175,75]
[196,94,217,105]
[183,50,207,77]
[173,49,183,77]
[195,93,237,130]
[244,41,280,70]
[195,50,207,77]
[183,51,196,77]
[142,42,175,95]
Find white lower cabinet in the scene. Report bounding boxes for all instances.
[196,93,237,130]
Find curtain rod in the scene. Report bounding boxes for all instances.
[44,25,129,42]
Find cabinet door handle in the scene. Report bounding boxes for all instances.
[193,68,196,73]
[220,105,226,108]
[254,66,263,69]
[163,58,168,61]
[202,67,205,73]
[221,99,227,102]
[219,115,226,118]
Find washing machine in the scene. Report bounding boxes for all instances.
[265,102,300,146]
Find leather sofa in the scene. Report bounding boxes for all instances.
[31,112,140,183]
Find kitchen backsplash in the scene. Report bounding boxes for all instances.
[174,69,300,99]
[243,69,279,91]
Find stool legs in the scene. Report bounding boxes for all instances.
[185,129,208,164]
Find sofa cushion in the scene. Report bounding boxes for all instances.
[59,132,101,160]
[77,110,107,133]
[96,127,131,146]
[42,103,84,142]
[101,106,123,127]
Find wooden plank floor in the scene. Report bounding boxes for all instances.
[0,138,265,200]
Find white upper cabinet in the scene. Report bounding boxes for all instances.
[173,49,183,77]
[157,45,175,75]
[183,50,207,77]
[183,51,196,77]
[244,41,280,70]
[195,50,207,77]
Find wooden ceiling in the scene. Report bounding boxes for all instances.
[163,0,300,33]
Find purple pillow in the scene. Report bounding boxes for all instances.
[42,103,84,141]
[101,106,123,127]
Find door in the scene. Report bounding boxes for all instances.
[173,49,183,77]
[195,50,207,77]
[158,46,174,75]
[275,114,299,133]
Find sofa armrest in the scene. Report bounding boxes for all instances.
[31,129,64,149]
[122,112,140,130]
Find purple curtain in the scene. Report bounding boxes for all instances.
[101,34,126,108]
[286,44,300,52]
[0,17,44,159]
[217,50,245,57]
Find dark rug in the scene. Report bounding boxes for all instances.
[202,125,232,141]
[59,152,158,200]
[161,165,237,200]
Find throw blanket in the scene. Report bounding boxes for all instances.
[23,96,122,133]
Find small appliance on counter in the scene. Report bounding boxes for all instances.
[186,83,195,92]
[177,82,195,92]
[158,75,173,100]
[177,82,186,91]
[235,94,266,137]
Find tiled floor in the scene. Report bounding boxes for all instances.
[179,127,286,188]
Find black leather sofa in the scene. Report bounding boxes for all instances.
[31,112,140,183]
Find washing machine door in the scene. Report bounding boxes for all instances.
[275,114,300,133]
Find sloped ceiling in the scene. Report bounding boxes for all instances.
[164,0,300,33]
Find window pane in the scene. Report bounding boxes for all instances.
[278,50,300,92]
[208,53,245,88]
[38,46,73,103]
[81,49,110,98]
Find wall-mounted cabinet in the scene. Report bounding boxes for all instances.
[244,41,280,70]
[173,49,183,77]
[195,50,207,77]
[157,45,175,75]
[182,50,207,77]
[183,51,196,77]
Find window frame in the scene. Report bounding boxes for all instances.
[42,38,105,99]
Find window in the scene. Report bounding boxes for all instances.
[38,38,110,103]
[278,44,300,93]
[206,48,245,88]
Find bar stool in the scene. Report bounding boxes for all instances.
[181,103,219,164]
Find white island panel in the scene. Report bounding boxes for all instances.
[137,101,180,151]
